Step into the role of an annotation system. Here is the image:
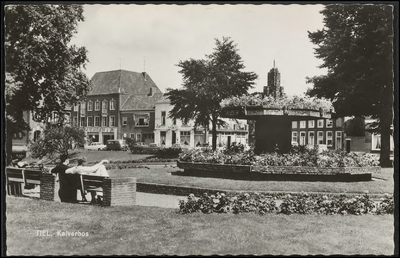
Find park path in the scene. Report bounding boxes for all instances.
[21,187,184,209]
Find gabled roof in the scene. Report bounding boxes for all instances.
[120,92,164,111]
[155,94,170,104]
[88,70,161,95]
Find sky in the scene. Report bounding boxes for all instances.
[71,4,328,96]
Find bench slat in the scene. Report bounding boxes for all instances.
[80,175,106,194]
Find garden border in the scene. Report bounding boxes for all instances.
[136,182,388,200]
[177,161,379,181]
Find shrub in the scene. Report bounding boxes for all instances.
[178,192,394,215]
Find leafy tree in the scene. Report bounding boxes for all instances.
[29,125,86,160]
[306,4,394,167]
[166,37,258,150]
[5,5,90,164]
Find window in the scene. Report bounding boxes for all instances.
[80,117,85,127]
[308,131,315,145]
[299,132,306,145]
[291,121,297,129]
[291,132,298,143]
[326,131,333,146]
[144,133,154,140]
[135,114,149,127]
[300,121,306,128]
[372,134,381,150]
[326,119,333,128]
[74,105,79,112]
[88,101,93,111]
[33,130,41,142]
[80,102,86,116]
[180,131,191,145]
[173,119,176,125]
[160,131,166,145]
[102,116,107,127]
[122,117,128,125]
[130,133,135,139]
[110,100,116,110]
[335,131,342,149]
[317,131,324,144]
[317,119,324,128]
[136,133,141,142]
[73,116,78,126]
[308,120,315,128]
[102,100,108,113]
[109,116,115,127]
[87,116,93,127]
[161,111,166,125]
[94,116,100,127]
[64,112,71,124]
[95,100,100,111]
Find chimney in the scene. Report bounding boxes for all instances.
[142,72,147,81]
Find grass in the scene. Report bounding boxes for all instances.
[110,166,395,195]
[6,196,394,256]
[22,150,394,195]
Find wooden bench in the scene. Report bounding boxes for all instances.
[79,174,107,203]
[5,167,42,196]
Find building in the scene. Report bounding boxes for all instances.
[70,69,163,144]
[250,63,345,150]
[154,96,249,148]
[291,118,345,150]
[344,116,394,153]
[263,61,285,99]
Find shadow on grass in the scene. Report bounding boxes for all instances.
[171,171,372,182]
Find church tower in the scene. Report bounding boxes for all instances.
[263,60,285,99]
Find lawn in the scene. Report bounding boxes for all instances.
[5,196,394,256]
[110,166,395,195]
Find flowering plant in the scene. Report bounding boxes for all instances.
[179,147,380,168]
[221,94,335,112]
[179,192,394,215]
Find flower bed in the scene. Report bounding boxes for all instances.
[177,146,380,180]
[179,147,380,168]
[221,94,334,113]
[179,192,394,215]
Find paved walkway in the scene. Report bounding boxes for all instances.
[21,187,184,209]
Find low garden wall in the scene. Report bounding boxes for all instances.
[177,161,379,181]
[40,173,137,206]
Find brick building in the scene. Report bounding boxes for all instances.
[71,69,162,144]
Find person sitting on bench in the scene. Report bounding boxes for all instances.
[65,157,110,203]
[51,155,80,203]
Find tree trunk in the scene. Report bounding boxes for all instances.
[6,129,13,165]
[211,116,217,151]
[379,85,393,167]
[204,121,209,146]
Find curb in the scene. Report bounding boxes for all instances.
[136,182,390,199]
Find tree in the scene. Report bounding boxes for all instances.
[29,125,86,160]
[306,4,394,167]
[5,5,90,164]
[166,37,258,150]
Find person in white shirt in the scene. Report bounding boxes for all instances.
[65,158,110,177]
[65,157,110,203]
